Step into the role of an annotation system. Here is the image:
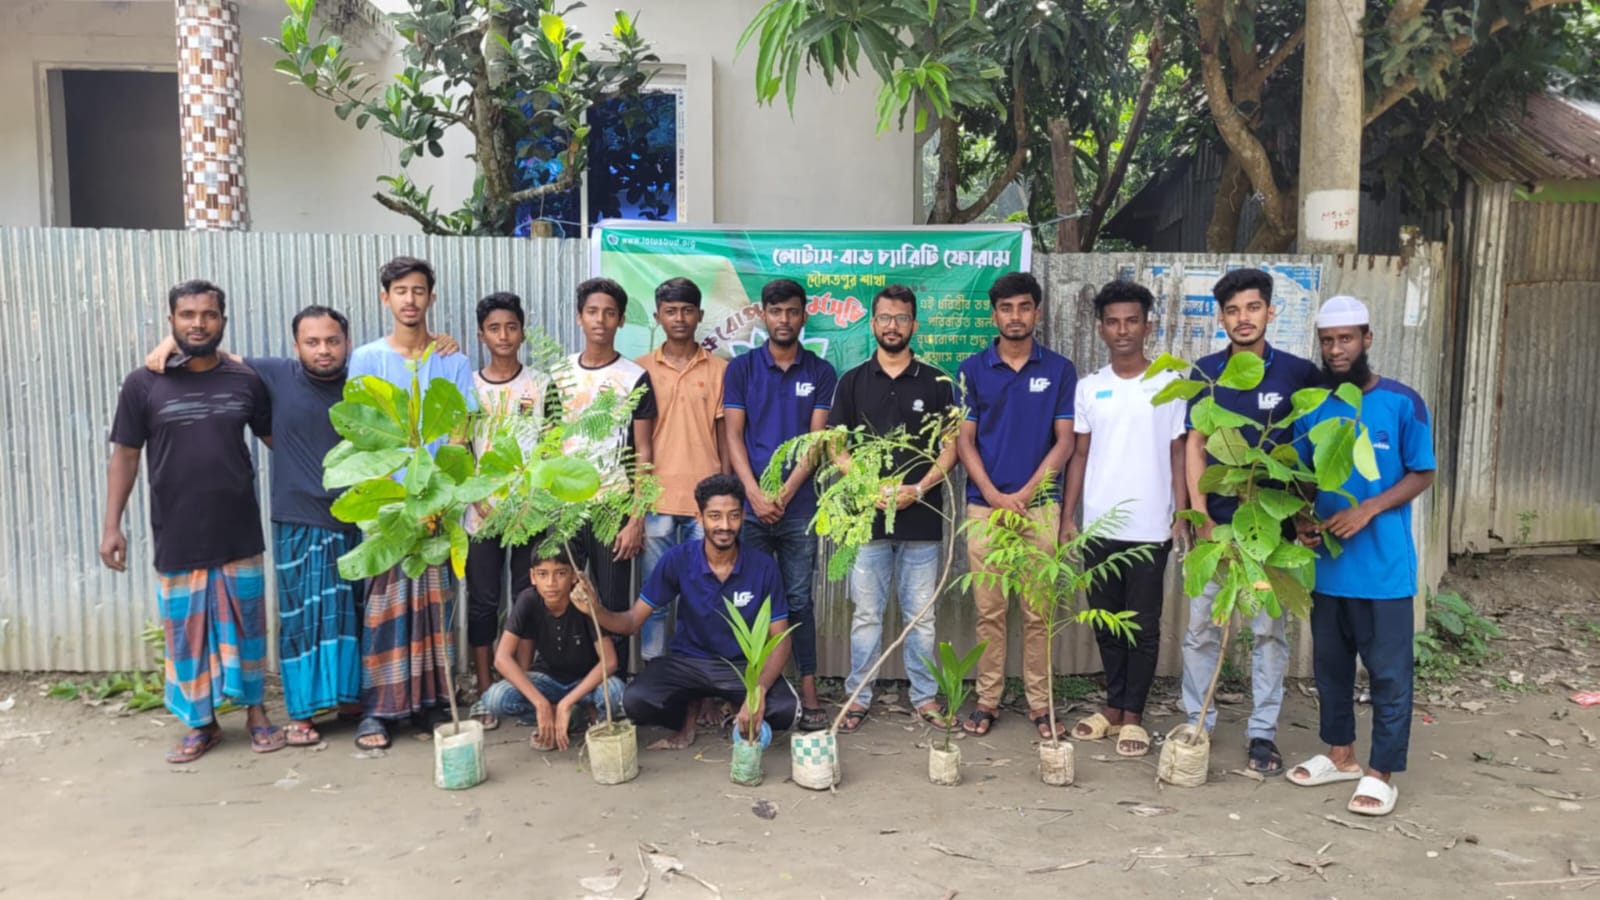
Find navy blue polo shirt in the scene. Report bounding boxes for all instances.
[640,540,789,661]
[956,339,1077,506]
[723,344,838,521]
[1187,343,1321,524]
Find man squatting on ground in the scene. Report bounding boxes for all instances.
[1287,296,1435,817]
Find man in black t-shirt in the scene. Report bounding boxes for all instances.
[826,285,958,733]
[101,280,282,764]
[481,549,625,751]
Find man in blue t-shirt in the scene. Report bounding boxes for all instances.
[581,474,799,750]
[955,271,1078,739]
[1181,267,1322,776]
[724,279,836,731]
[1286,296,1435,818]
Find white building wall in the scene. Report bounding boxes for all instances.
[1,0,913,232]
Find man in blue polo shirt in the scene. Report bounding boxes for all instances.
[1181,267,1322,776]
[583,474,799,750]
[724,278,837,731]
[1287,296,1435,818]
[955,271,1077,739]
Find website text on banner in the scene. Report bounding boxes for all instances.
[592,224,1032,373]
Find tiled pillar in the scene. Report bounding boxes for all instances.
[175,0,249,229]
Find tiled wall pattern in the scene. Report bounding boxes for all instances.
[175,0,249,230]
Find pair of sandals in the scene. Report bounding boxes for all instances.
[839,703,947,734]
[1071,712,1152,756]
[960,708,1072,741]
[1288,754,1399,816]
[165,724,286,763]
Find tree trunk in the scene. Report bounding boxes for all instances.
[1205,154,1250,252]
[1079,24,1164,251]
[1048,119,1080,252]
[929,116,960,224]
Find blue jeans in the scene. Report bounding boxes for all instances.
[1311,592,1414,773]
[741,514,818,678]
[481,672,628,724]
[1181,579,1289,740]
[846,541,939,707]
[640,513,704,660]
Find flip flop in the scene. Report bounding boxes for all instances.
[469,700,501,732]
[1248,738,1285,776]
[1031,712,1068,741]
[798,707,829,732]
[1071,712,1122,740]
[1115,723,1151,757]
[1348,775,1399,816]
[354,716,391,751]
[837,708,868,734]
[1288,754,1365,786]
[165,729,221,764]
[284,722,321,746]
[962,708,997,736]
[250,725,287,754]
[916,704,947,728]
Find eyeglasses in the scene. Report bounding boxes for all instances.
[873,314,914,326]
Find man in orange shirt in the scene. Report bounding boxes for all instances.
[635,277,730,660]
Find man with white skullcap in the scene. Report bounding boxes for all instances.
[1286,295,1436,817]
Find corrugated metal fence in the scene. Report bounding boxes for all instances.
[0,228,1449,677]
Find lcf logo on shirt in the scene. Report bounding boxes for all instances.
[1258,391,1283,410]
[1029,377,1051,392]
[795,382,815,397]
[731,590,755,608]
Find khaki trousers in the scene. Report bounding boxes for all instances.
[965,503,1059,711]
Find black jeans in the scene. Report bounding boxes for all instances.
[622,655,799,733]
[572,522,634,671]
[464,536,533,648]
[1085,538,1171,714]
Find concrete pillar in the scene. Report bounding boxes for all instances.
[1297,0,1363,254]
[175,0,249,230]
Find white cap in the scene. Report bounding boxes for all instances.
[1316,295,1370,328]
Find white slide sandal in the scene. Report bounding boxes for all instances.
[1287,754,1365,786]
[1347,775,1399,816]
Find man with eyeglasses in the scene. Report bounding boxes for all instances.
[826,285,957,733]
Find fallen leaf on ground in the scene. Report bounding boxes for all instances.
[1228,768,1266,783]
[1125,805,1177,817]
[1245,873,1288,885]
[1508,729,1566,748]
[1527,786,1586,801]
[752,799,778,820]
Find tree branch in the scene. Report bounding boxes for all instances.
[1237,27,1303,96]
[1081,24,1164,250]
[372,191,446,234]
[504,167,579,206]
[952,64,1028,224]
[1195,0,1289,233]
[1364,0,1583,126]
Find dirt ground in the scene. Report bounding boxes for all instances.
[3,556,1598,900]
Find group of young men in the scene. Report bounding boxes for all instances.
[101,257,1432,816]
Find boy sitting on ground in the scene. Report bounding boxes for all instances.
[481,548,626,750]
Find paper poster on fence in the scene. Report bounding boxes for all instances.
[1140,262,1322,355]
[592,223,1031,373]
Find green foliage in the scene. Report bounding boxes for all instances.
[1414,590,1502,685]
[761,404,961,579]
[722,597,799,740]
[269,0,657,234]
[921,640,987,751]
[959,491,1149,744]
[48,621,170,713]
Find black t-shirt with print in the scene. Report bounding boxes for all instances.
[504,588,602,683]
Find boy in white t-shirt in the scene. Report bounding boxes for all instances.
[1061,279,1190,758]
[465,292,548,727]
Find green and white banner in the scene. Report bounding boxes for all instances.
[592,223,1032,373]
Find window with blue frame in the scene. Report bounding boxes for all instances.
[515,89,681,237]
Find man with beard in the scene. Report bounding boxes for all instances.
[580,474,797,749]
[1287,296,1435,817]
[101,280,283,762]
[827,285,956,732]
[635,277,728,662]
[956,271,1078,739]
[724,278,837,731]
[1180,267,1322,776]
[144,311,460,746]
[347,257,479,750]
[1062,280,1190,757]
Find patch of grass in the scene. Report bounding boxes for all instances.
[46,620,168,712]
[1583,621,1600,643]
[1053,675,1097,702]
[1414,591,1502,685]
[1493,676,1535,694]
[1218,628,1255,692]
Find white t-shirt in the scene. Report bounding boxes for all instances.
[560,352,650,493]
[467,366,547,534]
[1073,365,1188,543]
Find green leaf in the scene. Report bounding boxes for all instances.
[1196,464,1236,497]
[1231,502,1280,562]
[1335,382,1364,413]
[539,11,566,45]
[1175,509,1209,527]
[330,478,406,522]
[1312,420,1358,492]
[476,438,523,479]
[453,476,498,505]
[1321,530,1343,559]
[1256,487,1306,520]
[1264,564,1311,619]
[1145,353,1191,379]
[539,456,602,503]
[420,378,468,443]
[400,553,429,579]
[1152,378,1205,406]
[1290,387,1331,419]
[434,444,473,484]
[1189,397,1256,434]
[418,532,452,566]
[1205,429,1251,466]
[1265,541,1316,570]
[1217,352,1265,390]
[322,444,410,488]
[330,401,408,450]
[401,448,444,519]
[1182,541,1225,597]
[1352,429,1380,481]
[446,519,470,579]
